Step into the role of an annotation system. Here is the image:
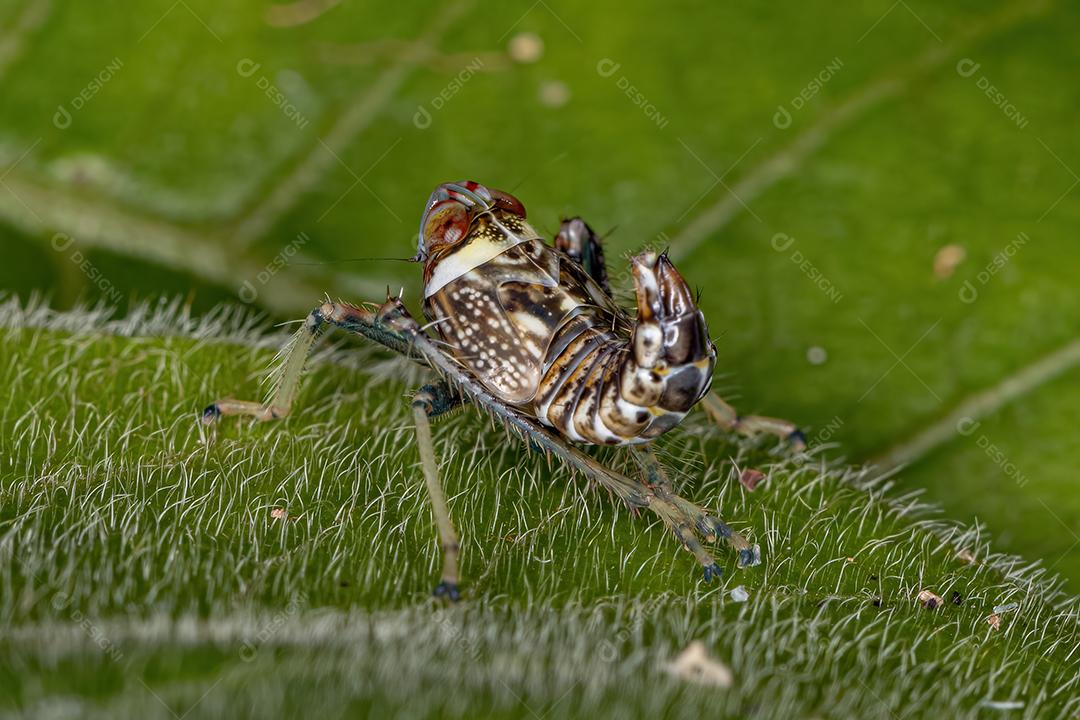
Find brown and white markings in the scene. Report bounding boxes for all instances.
[204,180,804,601]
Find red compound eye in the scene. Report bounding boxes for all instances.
[422,200,471,249]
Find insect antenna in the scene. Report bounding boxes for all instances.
[291,254,420,266]
[710,329,729,345]
[508,150,568,195]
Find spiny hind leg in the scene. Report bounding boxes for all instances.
[202,298,423,425]
[412,381,467,601]
[630,445,761,573]
[205,296,473,599]
[701,392,806,451]
[373,298,732,581]
[554,217,611,294]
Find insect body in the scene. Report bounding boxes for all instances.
[419,182,714,445]
[205,181,802,601]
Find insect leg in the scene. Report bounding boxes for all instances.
[412,381,465,601]
[375,297,648,501]
[202,299,425,424]
[629,445,761,570]
[554,217,611,294]
[375,297,732,582]
[700,392,807,451]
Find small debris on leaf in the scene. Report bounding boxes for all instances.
[917,589,944,609]
[539,80,570,108]
[730,585,750,603]
[666,641,733,688]
[986,613,1001,630]
[872,597,882,608]
[507,32,544,63]
[980,700,1024,710]
[933,244,966,279]
[951,591,963,606]
[956,549,977,564]
[270,507,287,520]
[738,468,766,491]
[992,601,1019,614]
[806,345,828,365]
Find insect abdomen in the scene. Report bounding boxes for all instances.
[533,253,715,445]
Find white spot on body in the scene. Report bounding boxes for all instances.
[513,311,549,338]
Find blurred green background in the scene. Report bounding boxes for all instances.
[1,0,1077,590]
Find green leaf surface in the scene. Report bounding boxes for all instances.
[0,0,1078,713]
[0,303,1076,717]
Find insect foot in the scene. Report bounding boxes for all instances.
[703,563,723,583]
[201,403,222,425]
[737,545,762,568]
[433,580,461,603]
[672,496,761,570]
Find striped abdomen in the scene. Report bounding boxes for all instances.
[423,216,715,446]
[533,254,715,445]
